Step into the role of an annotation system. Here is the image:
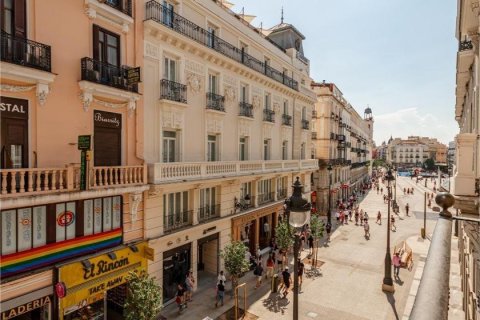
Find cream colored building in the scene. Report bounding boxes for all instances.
[386,136,448,168]
[453,1,480,318]
[141,0,317,304]
[310,82,373,214]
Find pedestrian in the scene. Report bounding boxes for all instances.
[403,187,406,195]
[391,216,396,231]
[185,270,195,302]
[276,249,283,272]
[381,187,383,194]
[254,260,264,288]
[297,258,305,289]
[411,188,414,195]
[266,255,274,279]
[364,211,369,220]
[307,234,314,255]
[300,230,306,251]
[215,280,225,307]
[281,267,292,298]
[349,210,353,221]
[376,211,382,225]
[355,210,359,225]
[392,252,401,277]
[405,203,410,216]
[176,284,186,314]
[364,220,370,238]
[217,270,226,285]
[326,222,332,242]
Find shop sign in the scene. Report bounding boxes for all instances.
[58,243,147,314]
[77,135,91,151]
[0,97,28,119]
[127,67,141,85]
[93,110,121,129]
[1,296,51,320]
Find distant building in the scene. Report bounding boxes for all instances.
[386,136,448,167]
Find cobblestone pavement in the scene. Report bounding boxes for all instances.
[160,176,440,320]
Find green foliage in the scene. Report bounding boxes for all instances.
[309,215,324,239]
[424,158,435,170]
[373,159,386,168]
[125,271,162,320]
[275,219,294,251]
[220,241,250,279]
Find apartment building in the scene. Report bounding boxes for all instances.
[0,1,149,319]
[386,136,448,168]
[310,82,373,215]
[453,1,480,318]
[140,0,318,304]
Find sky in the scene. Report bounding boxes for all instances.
[229,0,458,145]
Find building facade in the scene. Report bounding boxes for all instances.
[386,136,448,168]
[453,1,480,318]
[310,82,373,215]
[141,0,318,305]
[0,1,150,319]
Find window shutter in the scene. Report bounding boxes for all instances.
[92,24,100,61]
[13,0,26,38]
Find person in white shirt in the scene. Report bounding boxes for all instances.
[217,270,226,285]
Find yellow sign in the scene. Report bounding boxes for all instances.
[58,243,147,316]
[145,246,155,261]
[2,296,51,320]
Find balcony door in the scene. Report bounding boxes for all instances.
[93,110,122,167]
[93,25,120,84]
[1,0,26,37]
[0,97,28,170]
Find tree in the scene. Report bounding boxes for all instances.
[275,219,295,270]
[424,158,435,171]
[309,215,324,269]
[124,271,162,320]
[220,241,250,292]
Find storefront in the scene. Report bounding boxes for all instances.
[93,110,122,166]
[231,203,281,255]
[162,243,191,304]
[57,243,148,320]
[1,287,52,320]
[197,233,219,275]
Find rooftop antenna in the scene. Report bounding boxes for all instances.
[281,6,284,23]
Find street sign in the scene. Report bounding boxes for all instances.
[127,67,141,85]
[78,135,91,150]
[80,150,87,191]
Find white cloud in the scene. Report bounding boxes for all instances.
[373,107,457,145]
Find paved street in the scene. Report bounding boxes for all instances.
[161,176,441,320]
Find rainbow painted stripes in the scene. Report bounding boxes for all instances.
[1,229,122,278]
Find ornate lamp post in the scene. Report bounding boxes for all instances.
[284,177,312,320]
[327,164,333,224]
[382,169,395,293]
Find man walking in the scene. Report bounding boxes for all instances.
[393,252,401,278]
[405,203,410,217]
[376,211,382,225]
[281,267,292,299]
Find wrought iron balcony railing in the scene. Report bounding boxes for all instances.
[81,57,138,92]
[282,114,292,126]
[104,0,132,16]
[164,210,193,233]
[145,1,298,91]
[263,109,275,122]
[198,204,221,223]
[206,92,225,111]
[459,39,473,51]
[302,119,310,130]
[312,110,318,118]
[337,134,346,141]
[277,188,288,199]
[160,79,187,103]
[312,132,318,140]
[1,31,51,72]
[296,51,310,65]
[258,192,275,205]
[330,132,336,140]
[239,102,254,118]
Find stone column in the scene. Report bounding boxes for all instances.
[454,133,476,196]
[192,188,200,225]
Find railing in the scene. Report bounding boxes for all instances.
[312,132,318,140]
[160,79,187,103]
[164,210,193,233]
[282,114,292,126]
[104,0,132,16]
[459,39,473,51]
[239,102,254,118]
[235,196,255,212]
[409,194,454,320]
[198,204,221,223]
[337,134,346,141]
[206,92,225,111]
[263,109,275,122]
[0,164,147,198]
[277,188,288,199]
[81,57,138,93]
[296,51,310,65]
[149,159,319,184]
[302,120,310,130]
[330,132,336,140]
[0,31,51,72]
[90,165,147,188]
[145,1,299,91]
[258,192,275,205]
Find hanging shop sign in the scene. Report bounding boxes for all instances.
[127,67,141,85]
[58,243,148,317]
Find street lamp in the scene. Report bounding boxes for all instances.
[327,164,333,224]
[284,177,312,320]
[382,169,395,293]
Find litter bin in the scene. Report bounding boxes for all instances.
[271,274,279,293]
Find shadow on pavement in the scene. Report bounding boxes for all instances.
[262,292,290,315]
[305,267,323,280]
[385,292,400,320]
[394,275,404,286]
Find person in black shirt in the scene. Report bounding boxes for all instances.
[176,284,186,314]
[282,267,292,298]
[297,259,305,289]
[307,234,314,255]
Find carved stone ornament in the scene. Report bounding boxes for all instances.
[224,86,236,102]
[84,6,96,19]
[238,119,251,137]
[263,124,272,139]
[130,192,143,229]
[162,110,183,129]
[252,95,261,109]
[79,92,93,112]
[186,72,202,94]
[273,102,280,114]
[0,84,36,92]
[206,118,223,133]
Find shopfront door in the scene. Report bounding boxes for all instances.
[0,97,28,169]
[197,233,218,275]
[93,110,121,166]
[163,244,191,303]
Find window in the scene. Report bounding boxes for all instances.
[301,143,306,160]
[239,41,248,53]
[276,177,288,198]
[207,135,218,161]
[93,25,120,66]
[163,131,177,163]
[258,179,273,203]
[239,137,248,161]
[207,23,218,48]
[208,73,218,94]
[240,84,249,103]
[302,107,307,120]
[240,182,251,201]
[264,57,270,67]
[162,0,174,26]
[164,56,177,82]
[200,187,217,209]
[1,0,26,37]
[264,139,271,160]
[163,191,189,228]
[283,100,289,115]
[264,93,271,110]
[282,140,288,160]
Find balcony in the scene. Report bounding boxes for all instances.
[160,79,187,103]
[239,102,254,118]
[206,92,225,112]
[164,210,193,233]
[198,204,221,223]
[148,159,319,184]
[312,132,318,140]
[1,31,51,72]
[103,0,132,16]
[81,57,138,93]
[0,164,147,200]
[277,188,288,199]
[234,196,255,212]
[263,109,275,123]
[337,134,346,142]
[330,132,336,140]
[258,192,275,205]
[302,119,310,130]
[459,40,473,51]
[145,1,298,91]
[312,110,318,118]
[282,114,292,126]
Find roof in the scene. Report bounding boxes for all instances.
[267,22,305,40]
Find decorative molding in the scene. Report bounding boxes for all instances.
[252,86,262,97]
[238,119,251,137]
[0,84,36,92]
[223,74,238,88]
[79,92,93,112]
[84,6,97,19]
[206,117,223,134]
[130,192,143,229]
[0,83,50,106]
[252,95,261,109]
[263,124,273,139]
[186,72,202,94]
[145,42,160,59]
[185,59,205,75]
[224,85,236,103]
[273,102,280,114]
[162,110,184,129]
[36,84,50,106]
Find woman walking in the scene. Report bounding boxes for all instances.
[215,280,225,307]
[376,211,382,225]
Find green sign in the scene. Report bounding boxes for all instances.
[127,67,141,85]
[80,151,87,191]
[78,135,91,150]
